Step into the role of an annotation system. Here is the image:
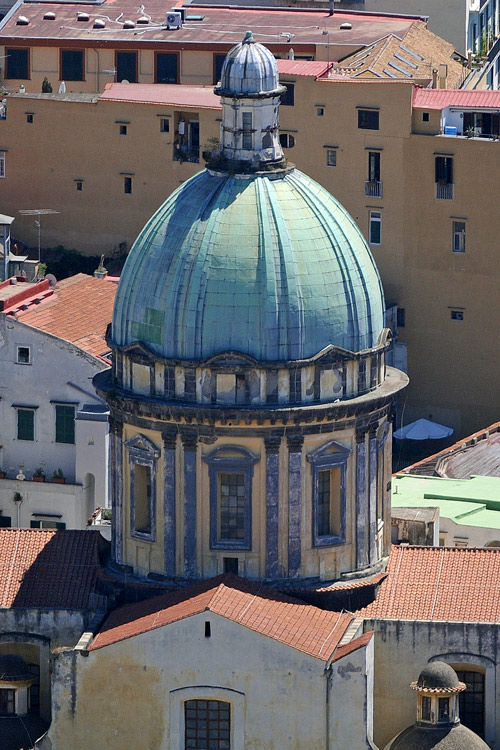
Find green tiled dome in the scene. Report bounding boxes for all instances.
[113,167,385,362]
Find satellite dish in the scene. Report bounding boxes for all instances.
[45,273,57,287]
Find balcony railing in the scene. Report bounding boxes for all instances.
[365,180,383,198]
[173,147,199,164]
[436,182,454,200]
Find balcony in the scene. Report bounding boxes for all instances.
[365,180,383,198]
[173,146,199,164]
[436,182,454,200]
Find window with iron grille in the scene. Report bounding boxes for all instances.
[55,404,75,444]
[0,152,6,179]
[317,468,341,537]
[327,150,337,167]
[204,446,258,551]
[456,670,485,737]
[219,473,245,541]
[185,699,230,749]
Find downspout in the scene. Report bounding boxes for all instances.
[325,663,333,750]
[93,48,100,93]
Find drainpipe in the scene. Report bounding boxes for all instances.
[93,48,100,93]
[325,663,333,749]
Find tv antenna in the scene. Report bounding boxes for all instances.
[18,209,59,262]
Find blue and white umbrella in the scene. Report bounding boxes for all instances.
[393,418,454,441]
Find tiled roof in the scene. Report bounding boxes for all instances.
[0,528,100,609]
[277,59,333,78]
[401,419,500,479]
[99,83,220,109]
[16,273,117,360]
[0,3,423,47]
[359,545,500,623]
[90,573,353,659]
[413,88,500,109]
[342,23,464,86]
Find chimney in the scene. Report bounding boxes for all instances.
[329,0,334,15]
[432,68,438,88]
[438,63,448,89]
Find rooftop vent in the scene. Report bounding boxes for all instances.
[137,16,149,24]
[93,18,105,27]
[77,12,89,21]
[43,11,55,20]
[340,22,352,29]
[123,19,135,28]
[16,15,29,25]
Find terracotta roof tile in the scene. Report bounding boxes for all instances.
[342,23,464,86]
[0,529,101,609]
[413,88,500,110]
[16,274,117,360]
[90,574,353,659]
[359,545,500,622]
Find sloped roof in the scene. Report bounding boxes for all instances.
[359,545,500,623]
[277,59,332,78]
[0,4,423,48]
[0,528,101,609]
[99,83,220,109]
[401,419,500,479]
[16,273,117,360]
[413,87,500,109]
[90,573,353,659]
[342,23,464,86]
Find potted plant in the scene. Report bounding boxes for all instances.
[33,467,46,482]
[52,468,66,484]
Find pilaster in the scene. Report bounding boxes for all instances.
[287,432,303,578]
[163,427,177,577]
[265,435,281,579]
[181,431,198,578]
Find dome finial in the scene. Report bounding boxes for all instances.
[242,30,255,44]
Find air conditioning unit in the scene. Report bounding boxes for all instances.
[166,11,182,28]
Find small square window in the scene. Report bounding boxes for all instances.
[76,181,83,191]
[26,113,33,123]
[327,150,337,167]
[119,124,127,135]
[16,346,31,364]
[0,152,6,179]
[422,112,430,122]
[358,109,379,130]
[451,310,464,321]
[279,133,295,148]
[280,83,294,106]
[160,118,169,133]
[124,177,132,194]
[317,107,324,116]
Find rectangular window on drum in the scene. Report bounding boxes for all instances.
[219,473,246,542]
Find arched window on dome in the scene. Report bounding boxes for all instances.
[203,446,259,551]
[125,434,160,542]
[307,440,351,547]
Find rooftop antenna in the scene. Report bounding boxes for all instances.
[18,209,59,263]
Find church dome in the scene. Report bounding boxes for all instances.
[216,30,282,96]
[112,168,385,362]
[383,723,490,750]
